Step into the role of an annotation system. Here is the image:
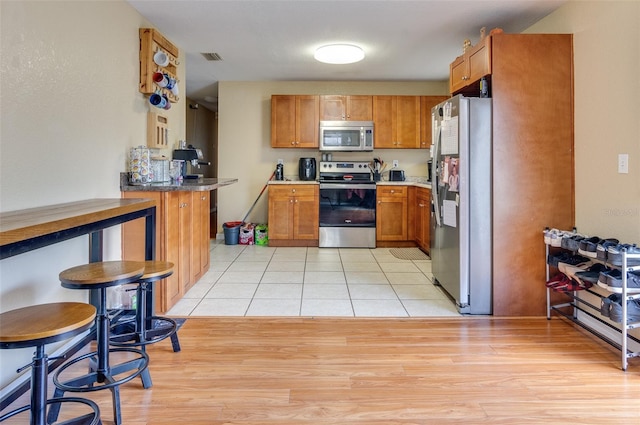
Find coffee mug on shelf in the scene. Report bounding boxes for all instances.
[153,50,170,67]
[162,94,171,110]
[153,72,169,87]
[149,92,167,109]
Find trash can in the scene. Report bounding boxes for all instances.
[223,221,242,245]
[239,223,255,245]
[255,224,268,246]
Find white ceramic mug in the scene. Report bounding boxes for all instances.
[153,50,169,67]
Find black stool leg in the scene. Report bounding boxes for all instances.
[48,287,131,425]
[31,345,47,425]
[136,284,153,389]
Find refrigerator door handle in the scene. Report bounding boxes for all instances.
[432,124,442,227]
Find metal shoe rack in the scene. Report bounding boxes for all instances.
[544,233,640,371]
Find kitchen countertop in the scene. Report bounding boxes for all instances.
[268,177,431,189]
[120,173,238,192]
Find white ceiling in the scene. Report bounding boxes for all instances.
[127,0,567,110]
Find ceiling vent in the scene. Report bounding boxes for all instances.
[201,52,223,61]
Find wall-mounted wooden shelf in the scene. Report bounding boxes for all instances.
[139,28,180,103]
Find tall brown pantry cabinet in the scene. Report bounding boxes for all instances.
[451,34,574,316]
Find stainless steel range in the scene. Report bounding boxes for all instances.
[318,161,376,248]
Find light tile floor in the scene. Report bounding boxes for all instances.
[166,241,460,318]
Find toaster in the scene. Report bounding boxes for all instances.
[389,170,406,182]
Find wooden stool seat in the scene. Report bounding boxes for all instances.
[59,261,146,289]
[0,303,100,425]
[0,303,96,349]
[49,261,150,425]
[110,261,180,352]
[139,260,174,281]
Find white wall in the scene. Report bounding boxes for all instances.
[217,81,448,231]
[0,1,186,388]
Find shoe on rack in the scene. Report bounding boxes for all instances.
[561,233,587,252]
[596,238,620,262]
[609,298,640,323]
[554,277,588,292]
[600,294,620,318]
[597,269,622,291]
[603,270,640,294]
[544,228,560,246]
[547,252,590,268]
[607,244,640,267]
[546,273,569,288]
[578,236,603,258]
[575,263,610,285]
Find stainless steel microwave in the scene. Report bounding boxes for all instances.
[319,121,374,152]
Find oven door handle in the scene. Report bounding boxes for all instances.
[320,183,376,190]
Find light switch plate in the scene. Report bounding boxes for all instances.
[618,154,629,174]
[393,160,399,168]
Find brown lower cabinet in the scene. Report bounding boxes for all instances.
[267,184,319,247]
[414,187,431,254]
[121,190,210,313]
[376,185,408,241]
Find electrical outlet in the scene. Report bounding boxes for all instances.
[277,159,284,165]
[393,160,399,168]
[618,154,629,174]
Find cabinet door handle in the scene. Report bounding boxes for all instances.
[292,189,296,193]
[201,196,206,201]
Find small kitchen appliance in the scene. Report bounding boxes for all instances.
[319,121,374,152]
[173,145,210,179]
[389,170,406,181]
[298,158,317,181]
[275,163,284,181]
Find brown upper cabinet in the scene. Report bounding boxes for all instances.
[271,95,319,148]
[373,96,421,149]
[449,35,492,94]
[420,96,449,149]
[319,95,373,121]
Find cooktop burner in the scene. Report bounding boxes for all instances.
[318,161,373,183]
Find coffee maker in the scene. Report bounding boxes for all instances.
[173,145,210,179]
[298,158,317,181]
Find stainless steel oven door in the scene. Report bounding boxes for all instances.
[319,183,376,248]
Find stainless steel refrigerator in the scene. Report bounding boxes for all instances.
[430,95,492,315]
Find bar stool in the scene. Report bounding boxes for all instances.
[0,302,101,425]
[48,261,148,425]
[110,261,179,352]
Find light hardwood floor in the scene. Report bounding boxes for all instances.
[4,317,640,424]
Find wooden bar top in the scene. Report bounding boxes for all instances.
[0,198,156,247]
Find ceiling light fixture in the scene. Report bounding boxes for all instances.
[314,44,365,64]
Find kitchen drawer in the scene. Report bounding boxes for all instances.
[270,185,317,197]
[377,186,407,198]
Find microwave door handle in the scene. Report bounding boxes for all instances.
[432,123,442,227]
